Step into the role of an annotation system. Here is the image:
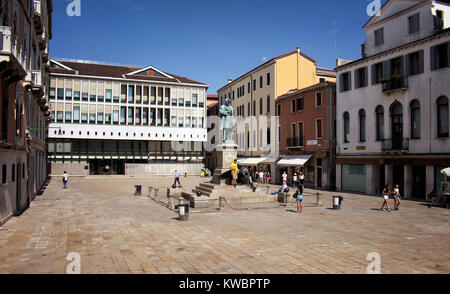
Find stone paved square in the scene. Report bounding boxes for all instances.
[0,176,449,274]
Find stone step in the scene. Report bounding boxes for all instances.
[192,189,211,197]
[195,185,213,194]
[199,183,215,190]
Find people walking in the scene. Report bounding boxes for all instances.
[62,171,68,189]
[393,184,401,210]
[295,183,304,214]
[259,170,264,184]
[230,159,239,188]
[299,171,305,185]
[293,172,298,188]
[381,184,391,212]
[265,170,271,184]
[173,170,182,188]
[282,172,288,184]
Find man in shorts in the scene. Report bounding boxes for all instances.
[230,159,239,188]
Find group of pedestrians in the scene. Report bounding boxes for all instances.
[381,184,402,212]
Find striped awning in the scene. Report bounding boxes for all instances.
[277,155,312,167]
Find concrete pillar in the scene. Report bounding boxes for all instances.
[404,165,413,200]
[366,164,375,195]
[426,165,434,195]
[336,163,342,191]
[386,164,393,186]
[270,163,277,185]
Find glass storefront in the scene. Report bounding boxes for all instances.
[342,164,366,193]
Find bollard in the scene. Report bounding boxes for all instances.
[134,185,142,196]
[176,199,189,221]
[333,196,343,210]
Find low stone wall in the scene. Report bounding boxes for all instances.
[125,163,204,176]
[51,162,89,176]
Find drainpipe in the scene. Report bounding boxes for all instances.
[429,78,432,154]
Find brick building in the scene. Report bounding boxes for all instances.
[276,81,336,189]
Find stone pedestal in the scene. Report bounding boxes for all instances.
[212,144,238,185]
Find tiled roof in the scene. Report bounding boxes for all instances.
[276,81,336,101]
[50,60,207,86]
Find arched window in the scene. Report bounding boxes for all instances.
[376,106,385,141]
[11,164,15,182]
[2,164,6,184]
[267,128,271,145]
[410,100,421,139]
[259,98,263,115]
[437,96,449,138]
[359,109,366,142]
[343,112,350,143]
[267,95,271,113]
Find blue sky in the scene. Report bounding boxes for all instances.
[51,0,387,93]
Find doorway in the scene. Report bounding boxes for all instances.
[379,165,385,195]
[393,165,404,197]
[391,102,403,150]
[412,166,426,200]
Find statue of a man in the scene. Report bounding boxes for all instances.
[219,98,236,144]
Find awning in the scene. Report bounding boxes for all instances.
[277,155,312,167]
[238,157,269,166]
[441,167,450,177]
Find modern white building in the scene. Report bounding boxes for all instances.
[47,59,208,176]
[336,0,450,200]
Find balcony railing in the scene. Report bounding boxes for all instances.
[382,76,408,93]
[381,138,409,152]
[286,137,304,148]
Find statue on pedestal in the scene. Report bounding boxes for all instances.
[219,98,236,144]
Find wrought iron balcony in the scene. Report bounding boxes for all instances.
[381,138,409,152]
[286,137,304,148]
[382,76,408,93]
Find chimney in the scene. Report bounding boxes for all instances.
[228,79,233,84]
[296,47,300,54]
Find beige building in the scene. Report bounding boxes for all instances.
[217,48,335,180]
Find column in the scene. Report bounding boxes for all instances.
[404,165,413,200]
[366,164,375,195]
[385,164,393,186]
[426,165,434,195]
[336,163,342,191]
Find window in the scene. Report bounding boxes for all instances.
[359,109,366,142]
[49,88,56,99]
[248,102,250,116]
[343,112,350,143]
[65,89,72,100]
[375,28,384,46]
[105,89,112,102]
[232,90,235,100]
[316,119,323,139]
[319,78,325,83]
[355,67,368,88]
[267,96,270,113]
[11,164,15,182]
[248,82,250,94]
[267,73,271,86]
[113,110,119,125]
[2,164,6,184]
[89,113,96,124]
[410,100,421,139]
[253,101,256,115]
[120,107,126,124]
[372,62,383,85]
[298,122,304,146]
[408,13,420,34]
[340,72,351,92]
[315,93,322,107]
[82,92,88,101]
[73,106,80,123]
[260,76,263,88]
[376,106,385,141]
[74,91,80,101]
[65,111,72,123]
[437,96,449,138]
[253,80,256,91]
[57,89,64,100]
[431,42,449,70]
[297,97,304,112]
[259,98,263,115]
[277,104,281,116]
[291,99,296,113]
[128,86,134,103]
[57,111,63,123]
[406,50,424,76]
[105,113,111,125]
[90,95,96,102]
[81,113,88,124]
[267,128,271,145]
